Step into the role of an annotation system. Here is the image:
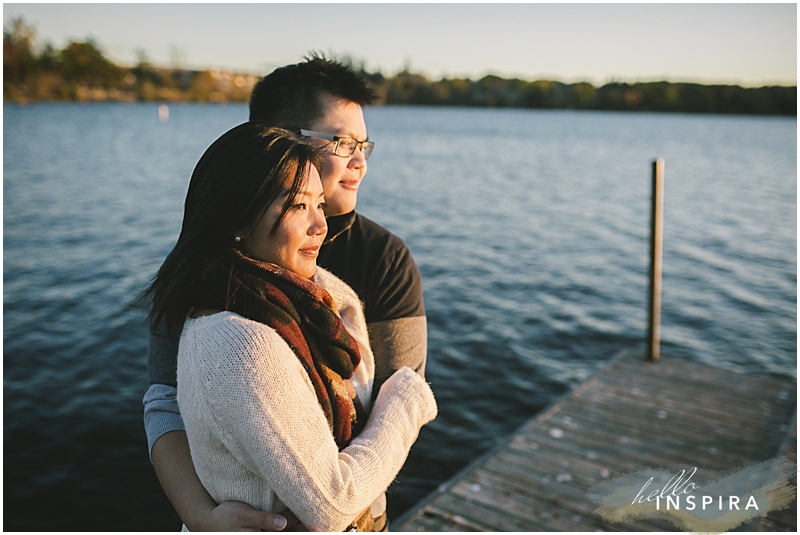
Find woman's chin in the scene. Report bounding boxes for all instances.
[294,261,317,279]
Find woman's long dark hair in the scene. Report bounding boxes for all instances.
[144,123,321,333]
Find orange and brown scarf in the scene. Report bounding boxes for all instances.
[195,249,363,448]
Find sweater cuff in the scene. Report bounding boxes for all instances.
[375,367,438,426]
[143,383,185,461]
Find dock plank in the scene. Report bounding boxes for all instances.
[394,351,796,531]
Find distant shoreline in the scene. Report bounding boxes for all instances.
[5,65,795,116]
[4,17,796,116]
[5,98,798,119]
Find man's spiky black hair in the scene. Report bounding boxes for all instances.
[249,53,377,129]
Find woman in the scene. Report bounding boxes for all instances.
[145,124,437,531]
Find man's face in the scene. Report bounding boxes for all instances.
[307,93,368,217]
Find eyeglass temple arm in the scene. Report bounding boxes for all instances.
[299,129,336,141]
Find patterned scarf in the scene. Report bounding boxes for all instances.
[194,249,363,449]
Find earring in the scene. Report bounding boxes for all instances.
[234,235,241,242]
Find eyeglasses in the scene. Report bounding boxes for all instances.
[300,129,375,160]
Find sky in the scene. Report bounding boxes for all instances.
[3,2,797,87]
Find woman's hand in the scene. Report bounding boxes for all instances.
[373,366,438,426]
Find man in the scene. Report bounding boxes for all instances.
[143,55,427,531]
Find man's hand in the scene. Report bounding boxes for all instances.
[152,431,306,531]
[201,501,302,532]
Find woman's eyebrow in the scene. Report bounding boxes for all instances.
[293,190,326,200]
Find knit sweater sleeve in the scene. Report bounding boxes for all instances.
[178,313,437,532]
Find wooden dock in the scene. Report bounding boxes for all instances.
[394,350,797,531]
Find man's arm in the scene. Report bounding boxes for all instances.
[152,431,296,531]
[366,236,428,396]
[368,315,427,394]
[145,322,295,531]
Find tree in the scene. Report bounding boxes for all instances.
[60,38,121,86]
[3,17,37,84]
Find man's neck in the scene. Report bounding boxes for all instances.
[323,211,357,245]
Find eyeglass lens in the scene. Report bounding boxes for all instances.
[335,138,374,160]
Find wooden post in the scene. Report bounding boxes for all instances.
[647,158,665,362]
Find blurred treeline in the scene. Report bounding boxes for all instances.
[3,18,257,103]
[377,71,796,115]
[4,17,796,115]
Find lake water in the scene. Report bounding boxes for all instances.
[3,103,796,530]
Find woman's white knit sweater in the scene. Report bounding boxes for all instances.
[177,268,437,532]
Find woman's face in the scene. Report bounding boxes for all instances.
[240,165,328,279]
